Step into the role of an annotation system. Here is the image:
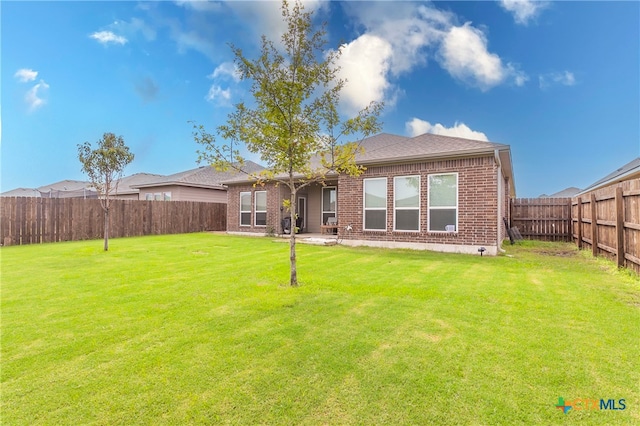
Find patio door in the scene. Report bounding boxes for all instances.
[297,196,307,232]
[322,186,336,225]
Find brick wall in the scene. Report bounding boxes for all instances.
[337,155,500,247]
[226,183,283,233]
[226,155,510,249]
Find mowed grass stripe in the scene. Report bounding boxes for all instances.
[1,233,638,425]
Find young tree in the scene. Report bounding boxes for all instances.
[193,0,383,286]
[78,132,134,251]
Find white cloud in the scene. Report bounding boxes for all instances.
[539,71,576,89]
[174,0,222,13]
[90,30,128,45]
[210,62,241,82]
[559,71,576,86]
[112,18,156,41]
[174,29,216,58]
[335,34,394,114]
[14,68,38,83]
[25,80,50,112]
[499,0,549,26]
[438,23,526,91]
[511,65,530,86]
[406,118,489,141]
[220,0,330,45]
[206,84,232,105]
[343,3,449,76]
[335,3,452,113]
[204,62,241,104]
[337,3,527,110]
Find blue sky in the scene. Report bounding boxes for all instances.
[2,0,639,197]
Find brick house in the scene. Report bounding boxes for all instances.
[224,132,516,255]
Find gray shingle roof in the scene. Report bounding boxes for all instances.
[579,157,640,194]
[37,179,91,192]
[538,187,582,198]
[132,161,265,189]
[114,173,165,194]
[224,132,513,186]
[355,132,509,164]
[1,188,43,197]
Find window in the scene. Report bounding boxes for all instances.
[394,176,420,231]
[145,192,171,201]
[240,192,251,226]
[428,173,458,232]
[322,187,336,225]
[254,191,267,226]
[363,178,387,230]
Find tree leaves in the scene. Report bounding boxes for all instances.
[77,132,134,251]
[192,0,384,285]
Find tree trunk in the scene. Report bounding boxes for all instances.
[103,207,109,251]
[289,184,298,287]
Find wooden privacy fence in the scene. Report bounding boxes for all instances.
[510,198,573,241]
[0,197,227,246]
[572,178,640,274]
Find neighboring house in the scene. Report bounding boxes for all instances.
[223,132,516,255]
[111,173,165,200]
[1,188,43,197]
[132,162,264,203]
[538,187,582,198]
[577,157,640,195]
[37,180,96,198]
[2,174,162,199]
[1,180,97,198]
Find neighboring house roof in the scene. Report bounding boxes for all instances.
[539,187,582,198]
[2,179,96,198]
[114,173,165,195]
[1,187,42,197]
[132,161,265,190]
[14,179,97,198]
[223,132,515,194]
[578,157,640,195]
[37,179,91,192]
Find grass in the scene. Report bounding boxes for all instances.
[1,233,639,425]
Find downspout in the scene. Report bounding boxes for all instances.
[495,149,506,254]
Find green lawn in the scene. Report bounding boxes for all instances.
[2,233,638,425]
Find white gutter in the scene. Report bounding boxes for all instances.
[495,149,506,253]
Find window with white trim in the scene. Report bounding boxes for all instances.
[363,178,387,230]
[145,192,171,201]
[428,173,458,232]
[322,187,336,225]
[394,175,420,231]
[254,191,267,226]
[240,192,251,226]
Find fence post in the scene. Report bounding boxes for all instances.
[615,187,624,268]
[576,197,582,249]
[590,193,598,257]
[567,198,572,242]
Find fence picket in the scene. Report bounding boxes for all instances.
[511,187,639,274]
[1,198,226,247]
[511,198,572,241]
